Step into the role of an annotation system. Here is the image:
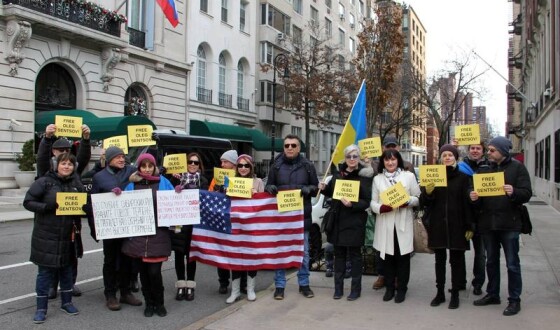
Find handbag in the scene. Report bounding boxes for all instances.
[519,204,532,235]
[413,217,433,254]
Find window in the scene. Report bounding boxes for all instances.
[237,61,247,110]
[261,4,291,35]
[359,0,364,15]
[349,13,355,27]
[197,46,206,89]
[338,54,345,71]
[260,81,273,103]
[310,130,318,148]
[339,3,345,17]
[292,25,303,46]
[338,28,345,47]
[349,37,355,54]
[200,0,208,13]
[291,126,302,137]
[221,0,228,22]
[325,0,332,9]
[310,6,318,27]
[546,135,551,180]
[127,0,154,50]
[260,42,282,64]
[219,53,226,95]
[556,129,560,183]
[293,0,302,15]
[240,1,247,31]
[325,18,332,38]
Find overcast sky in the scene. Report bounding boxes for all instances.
[404,0,511,135]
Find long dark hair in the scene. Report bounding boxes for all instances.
[377,149,404,173]
[187,152,204,173]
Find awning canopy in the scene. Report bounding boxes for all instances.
[190,120,284,152]
[35,109,157,141]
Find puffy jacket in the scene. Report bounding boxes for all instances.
[474,157,532,233]
[420,166,473,250]
[24,171,85,267]
[266,154,319,230]
[321,163,373,246]
[121,173,174,258]
[36,136,91,178]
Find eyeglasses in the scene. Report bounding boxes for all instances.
[487,148,497,153]
[346,154,359,159]
[188,160,200,165]
[237,163,251,169]
[284,143,299,149]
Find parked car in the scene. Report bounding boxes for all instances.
[309,175,332,270]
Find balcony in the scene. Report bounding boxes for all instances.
[218,92,232,108]
[197,87,212,104]
[127,27,145,49]
[237,97,249,111]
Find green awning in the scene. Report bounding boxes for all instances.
[190,120,252,142]
[35,109,157,141]
[249,129,284,152]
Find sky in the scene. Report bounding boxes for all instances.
[404,0,511,135]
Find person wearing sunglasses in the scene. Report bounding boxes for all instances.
[265,134,319,300]
[171,153,209,302]
[470,136,532,316]
[226,154,264,304]
[318,145,373,301]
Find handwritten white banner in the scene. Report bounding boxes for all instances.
[157,189,201,226]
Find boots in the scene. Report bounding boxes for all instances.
[333,272,344,299]
[33,296,48,324]
[347,275,362,301]
[226,278,241,304]
[247,277,256,301]
[430,287,446,307]
[143,290,154,317]
[60,291,79,315]
[186,280,196,301]
[448,290,460,309]
[175,280,187,301]
[325,259,334,277]
[372,276,384,290]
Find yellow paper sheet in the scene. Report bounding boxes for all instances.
[55,115,83,138]
[473,172,505,197]
[56,192,87,215]
[333,179,360,202]
[277,190,304,212]
[379,181,410,208]
[163,154,187,174]
[358,137,382,158]
[419,165,447,187]
[128,125,156,147]
[226,177,253,198]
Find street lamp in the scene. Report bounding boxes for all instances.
[270,53,289,163]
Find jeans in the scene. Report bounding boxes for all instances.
[482,231,522,302]
[471,233,486,288]
[275,231,310,288]
[37,265,73,297]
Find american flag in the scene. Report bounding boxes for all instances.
[197,190,232,234]
[190,192,304,271]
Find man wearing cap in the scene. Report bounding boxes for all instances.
[470,136,532,316]
[36,123,91,177]
[265,134,319,300]
[87,146,142,311]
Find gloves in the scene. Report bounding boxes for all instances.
[174,185,183,193]
[44,203,59,212]
[82,204,91,215]
[264,185,278,195]
[300,185,313,197]
[465,230,474,241]
[379,204,393,214]
[111,187,122,196]
[425,182,435,195]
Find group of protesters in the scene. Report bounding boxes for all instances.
[23,123,531,324]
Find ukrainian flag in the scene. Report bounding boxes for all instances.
[331,80,367,165]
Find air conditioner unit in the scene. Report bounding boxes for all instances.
[339,14,345,20]
[277,33,286,41]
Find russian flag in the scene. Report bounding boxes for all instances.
[330,80,367,165]
[156,0,179,27]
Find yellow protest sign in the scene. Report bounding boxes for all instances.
[358,137,383,158]
[103,135,128,154]
[226,177,253,198]
[473,172,505,197]
[455,124,480,145]
[379,181,410,208]
[277,189,304,212]
[55,115,83,138]
[333,179,360,202]
[128,125,155,147]
[214,168,236,186]
[419,165,447,187]
[56,192,87,215]
[163,154,187,174]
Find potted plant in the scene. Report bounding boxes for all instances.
[14,139,36,188]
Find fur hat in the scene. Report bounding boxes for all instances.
[105,146,125,164]
[221,150,238,165]
[439,144,459,160]
[52,138,72,149]
[489,136,512,157]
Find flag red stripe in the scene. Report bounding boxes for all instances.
[190,246,304,259]
[191,234,303,248]
[189,256,302,271]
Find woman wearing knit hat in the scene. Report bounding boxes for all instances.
[420,144,474,309]
[226,154,264,304]
[170,152,209,302]
[121,153,174,317]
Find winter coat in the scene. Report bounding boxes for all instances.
[36,136,91,177]
[473,157,532,233]
[267,154,319,231]
[121,173,174,258]
[370,170,421,259]
[171,173,209,254]
[420,166,473,250]
[321,163,374,247]
[24,171,85,268]
[458,156,490,177]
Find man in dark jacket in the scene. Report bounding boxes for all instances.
[87,146,142,311]
[470,136,532,316]
[265,134,319,300]
[457,141,490,296]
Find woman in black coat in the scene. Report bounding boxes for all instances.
[170,152,209,301]
[24,153,85,324]
[420,144,474,309]
[319,145,373,301]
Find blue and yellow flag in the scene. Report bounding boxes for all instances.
[331,80,367,165]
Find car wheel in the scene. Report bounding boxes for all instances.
[308,225,324,271]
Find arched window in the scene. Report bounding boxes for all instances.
[218,53,227,106]
[124,84,148,116]
[197,45,210,103]
[35,63,77,112]
[237,61,248,110]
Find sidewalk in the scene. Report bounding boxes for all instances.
[188,198,560,330]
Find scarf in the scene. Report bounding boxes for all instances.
[137,171,160,182]
[383,168,402,185]
[181,172,200,188]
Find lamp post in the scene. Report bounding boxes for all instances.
[271,53,289,163]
